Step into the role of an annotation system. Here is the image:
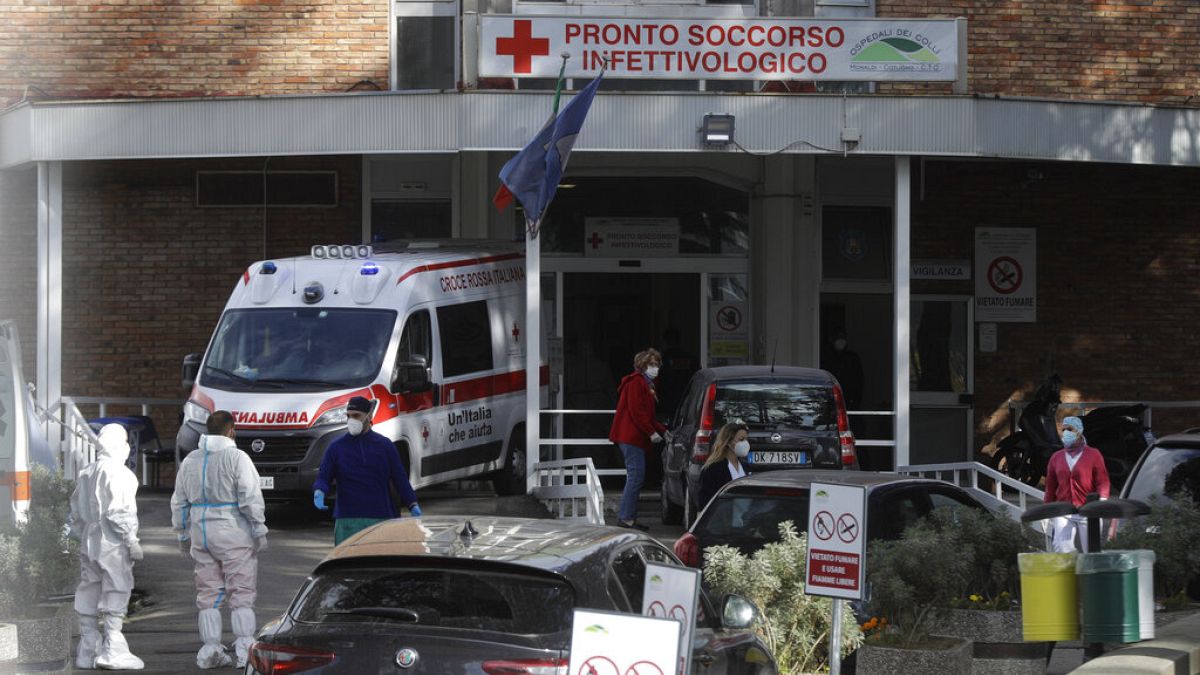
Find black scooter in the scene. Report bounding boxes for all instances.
[988,375,1064,486]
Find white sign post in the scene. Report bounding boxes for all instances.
[569,609,682,675]
[642,563,701,675]
[974,227,1037,322]
[804,482,867,675]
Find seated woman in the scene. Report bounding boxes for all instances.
[698,421,750,512]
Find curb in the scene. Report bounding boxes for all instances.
[1071,612,1200,674]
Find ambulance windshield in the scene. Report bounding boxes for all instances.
[202,308,397,392]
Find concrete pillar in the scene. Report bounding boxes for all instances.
[36,161,62,461]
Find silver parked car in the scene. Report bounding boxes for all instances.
[246,516,777,674]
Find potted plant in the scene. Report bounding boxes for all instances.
[857,514,974,675]
[702,521,863,673]
[0,465,79,670]
[921,508,1050,674]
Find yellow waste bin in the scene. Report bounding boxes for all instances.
[1019,552,1079,641]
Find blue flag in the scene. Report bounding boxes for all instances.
[496,70,603,225]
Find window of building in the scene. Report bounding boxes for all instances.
[371,200,452,242]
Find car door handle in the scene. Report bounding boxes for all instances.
[695,653,715,667]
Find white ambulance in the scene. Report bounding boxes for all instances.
[177,242,546,499]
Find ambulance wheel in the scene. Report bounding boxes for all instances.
[493,432,527,496]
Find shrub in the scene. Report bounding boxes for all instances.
[928,508,1040,610]
[0,465,78,617]
[703,521,863,673]
[865,516,972,647]
[1109,497,1200,605]
[866,508,1040,645]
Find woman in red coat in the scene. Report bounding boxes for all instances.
[1043,415,1110,552]
[609,348,667,530]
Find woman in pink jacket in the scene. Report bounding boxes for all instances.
[1043,415,1110,553]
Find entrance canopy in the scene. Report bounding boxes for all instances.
[2,93,1199,169]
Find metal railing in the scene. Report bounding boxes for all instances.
[1009,399,1200,434]
[57,398,101,480]
[46,396,185,484]
[530,457,605,525]
[895,460,1047,532]
[539,409,625,476]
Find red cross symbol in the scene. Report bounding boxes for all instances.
[421,422,430,444]
[511,322,520,342]
[496,19,549,74]
[587,232,604,249]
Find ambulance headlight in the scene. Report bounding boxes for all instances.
[184,400,211,425]
[314,406,348,427]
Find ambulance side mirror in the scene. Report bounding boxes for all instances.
[181,353,202,388]
[391,356,432,394]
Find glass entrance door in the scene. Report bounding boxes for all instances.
[909,295,974,465]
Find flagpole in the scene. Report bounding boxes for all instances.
[524,215,541,495]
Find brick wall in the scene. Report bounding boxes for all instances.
[0,0,389,106]
[56,156,361,441]
[910,159,1200,454]
[877,0,1200,104]
[0,168,38,381]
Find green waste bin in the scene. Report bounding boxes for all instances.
[1019,552,1078,641]
[1077,551,1140,643]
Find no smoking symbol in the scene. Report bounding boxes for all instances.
[987,256,1023,295]
[813,511,835,540]
[715,305,742,332]
[837,513,859,543]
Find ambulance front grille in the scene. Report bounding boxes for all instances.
[234,436,311,463]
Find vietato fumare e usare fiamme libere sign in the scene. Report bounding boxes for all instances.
[480,17,962,80]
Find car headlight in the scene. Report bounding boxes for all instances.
[314,406,348,427]
[184,400,211,425]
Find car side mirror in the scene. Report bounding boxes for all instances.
[181,353,202,388]
[391,356,431,394]
[720,594,759,629]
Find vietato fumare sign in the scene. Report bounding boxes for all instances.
[480,16,961,80]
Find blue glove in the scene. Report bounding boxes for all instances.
[409,503,422,518]
[313,489,329,511]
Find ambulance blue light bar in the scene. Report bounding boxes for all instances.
[360,263,380,276]
[260,261,277,274]
[312,245,373,260]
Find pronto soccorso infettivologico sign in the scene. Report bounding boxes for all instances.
[480,16,962,81]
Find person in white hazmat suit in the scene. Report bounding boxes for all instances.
[170,410,268,669]
[68,423,145,670]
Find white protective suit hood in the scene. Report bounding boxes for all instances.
[97,424,132,465]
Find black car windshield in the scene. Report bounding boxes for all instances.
[1126,446,1200,504]
[291,567,575,635]
[714,381,836,430]
[201,308,396,392]
[695,489,810,548]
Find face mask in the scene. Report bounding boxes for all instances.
[733,440,750,458]
[834,339,847,352]
[645,366,660,378]
[1062,430,1079,448]
[347,418,366,436]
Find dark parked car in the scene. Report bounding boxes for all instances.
[1120,430,1200,506]
[672,470,991,570]
[247,516,777,674]
[660,366,858,526]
